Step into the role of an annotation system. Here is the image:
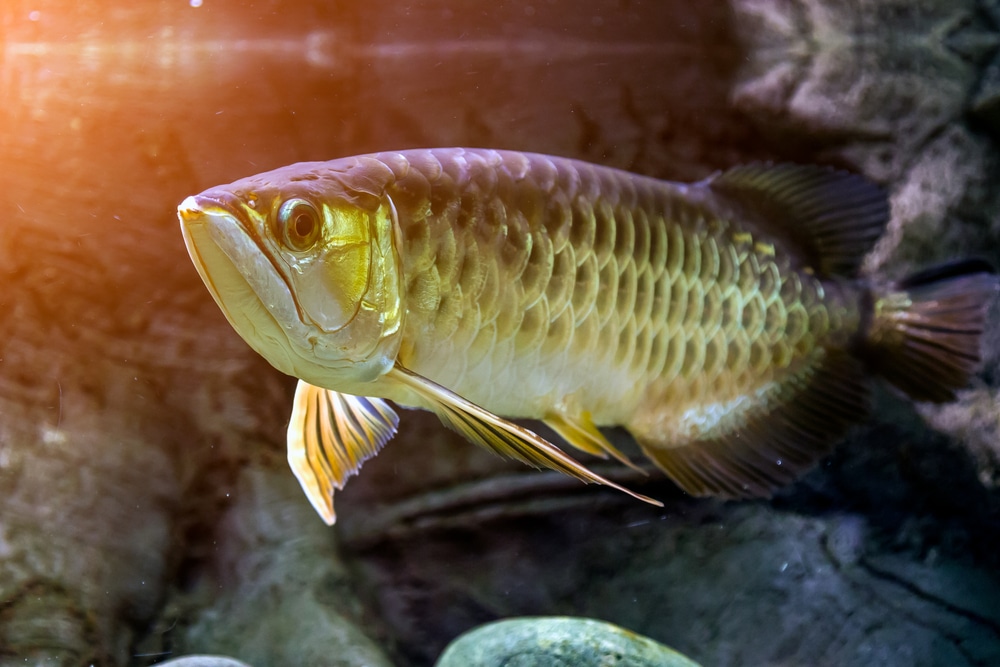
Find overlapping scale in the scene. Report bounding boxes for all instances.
[390,149,840,438]
[546,244,576,319]
[571,252,600,323]
[593,199,617,269]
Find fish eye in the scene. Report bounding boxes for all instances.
[277,198,322,251]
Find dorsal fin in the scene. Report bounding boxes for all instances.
[709,163,889,277]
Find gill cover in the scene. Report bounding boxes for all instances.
[272,193,405,387]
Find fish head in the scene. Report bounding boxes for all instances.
[177,159,404,390]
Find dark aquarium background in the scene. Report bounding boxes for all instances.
[2,1,1000,665]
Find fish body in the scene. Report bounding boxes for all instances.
[388,154,855,435]
[179,148,996,523]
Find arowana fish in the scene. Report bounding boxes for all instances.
[177,148,997,524]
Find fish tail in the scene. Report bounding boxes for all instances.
[862,259,998,402]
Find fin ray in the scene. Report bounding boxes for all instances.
[544,412,648,475]
[388,365,662,507]
[638,352,870,499]
[287,381,399,525]
[864,262,998,402]
[709,163,888,277]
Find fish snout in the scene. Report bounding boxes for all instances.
[178,190,248,224]
[177,195,206,225]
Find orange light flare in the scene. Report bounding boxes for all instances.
[1,0,739,275]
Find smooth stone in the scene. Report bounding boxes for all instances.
[156,657,253,667]
[435,616,702,667]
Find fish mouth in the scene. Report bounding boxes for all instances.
[178,194,305,378]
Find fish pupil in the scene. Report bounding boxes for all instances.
[294,212,315,239]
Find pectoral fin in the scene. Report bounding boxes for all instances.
[544,411,647,475]
[287,380,399,525]
[388,365,661,507]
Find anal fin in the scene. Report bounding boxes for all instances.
[287,380,399,525]
[388,365,662,508]
[544,412,647,475]
[639,351,871,499]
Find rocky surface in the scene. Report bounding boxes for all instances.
[435,617,702,667]
[157,658,252,667]
[138,467,393,667]
[0,1,998,666]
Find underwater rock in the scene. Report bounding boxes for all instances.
[971,61,1000,135]
[346,495,1000,666]
[156,657,252,667]
[730,0,982,180]
[435,617,701,667]
[871,126,992,270]
[149,466,393,667]
[0,262,192,663]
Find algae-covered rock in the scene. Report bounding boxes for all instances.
[435,617,701,667]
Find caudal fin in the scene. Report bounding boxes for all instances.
[865,259,998,402]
